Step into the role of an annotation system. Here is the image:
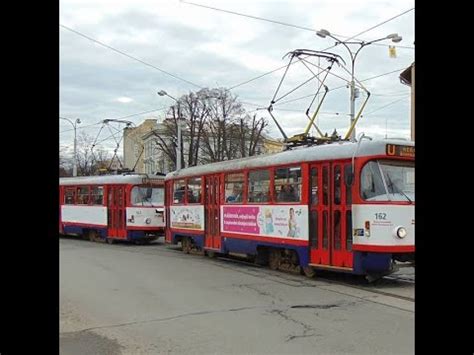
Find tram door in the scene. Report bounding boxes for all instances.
[308,162,353,268]
[165,181,172,243]
[204,175,221,250]
[107,185,127,239]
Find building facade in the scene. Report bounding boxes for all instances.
[124,119,285,175]
[400,63,415,141]
[123,119,158,173]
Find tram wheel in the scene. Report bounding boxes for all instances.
[106,238,116,245]
[269,249,281,270]
[206,250,217,258]
[302,266,316,278]
[182,237,191,254]
[89,230,100,242]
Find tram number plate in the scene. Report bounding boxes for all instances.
[374,213,387,220]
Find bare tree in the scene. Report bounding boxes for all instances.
[237,114,268,157]
[201,89,268,162]
[200,88,245,163]
[153,89,211,169]
[60,146,72,176]
[76,132,111,176]
[151,87,269,169]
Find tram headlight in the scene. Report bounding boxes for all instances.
[395,226,407,239]
[145,217,152,225]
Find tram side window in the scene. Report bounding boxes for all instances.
[274,166,301,203]
[91,186,104,205]
[187,177,202,203]
[323,166,329,205]
[248,169,270,203]
[310,167,318,205]
[76,187,89,204]
[225,173,244,203]
[334,165,341,205]
[173,179,186,204]
[360,161,385,200]
[344,164,352,206]
[64,189,75,204]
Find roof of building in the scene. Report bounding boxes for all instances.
[400,62,414,86]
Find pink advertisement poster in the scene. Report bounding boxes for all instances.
[222,206,260,234]
[221,205,308,240]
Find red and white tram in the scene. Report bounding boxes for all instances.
[59,174,165,244]
[164,139,414,278]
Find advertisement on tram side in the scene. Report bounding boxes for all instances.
[221,205,308,240]
[170,205,205,230]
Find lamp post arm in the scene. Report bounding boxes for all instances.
[353,35,394,61]
[60,117,74,128]
[327,33,355,65]
[166,93,178,102]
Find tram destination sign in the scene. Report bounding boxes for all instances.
[386,144,415,158]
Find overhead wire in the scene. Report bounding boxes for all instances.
[344,8,414,42]
[61,3,414,145]
[363,96,409,116]
[60,24,203,89]
[59,107,168,133]
[226,7,414,91]
[180,1,414,49]
[274,67,407,106]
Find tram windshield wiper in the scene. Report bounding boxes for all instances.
[385,173,413,204]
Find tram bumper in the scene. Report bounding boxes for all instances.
[353,252,394,275]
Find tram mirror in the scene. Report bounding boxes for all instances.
[344,165,354,186]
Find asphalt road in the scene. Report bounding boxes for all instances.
[60,237,414,354]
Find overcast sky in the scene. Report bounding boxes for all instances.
[60,0,414,156]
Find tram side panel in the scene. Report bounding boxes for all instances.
[166,170,310,268]
[168,204,205,246]
[60,184,165,242]
[61,204,108,237]
[220,203,310,265]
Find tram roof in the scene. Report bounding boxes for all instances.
[165,138,414,180]
[59,174,164,186]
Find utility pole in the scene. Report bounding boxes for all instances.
[316,29,402,141]
[60,117,81,176]
[158,90,185,170]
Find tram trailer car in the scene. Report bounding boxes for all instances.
[164,139,414,279]
[59,174,165,244]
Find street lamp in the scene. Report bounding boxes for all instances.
[157,90,185,170]
[316,29,402,141]
[60,117,81,176]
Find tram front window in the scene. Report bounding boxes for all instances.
[131,186,164,206]
[360,160,414,202]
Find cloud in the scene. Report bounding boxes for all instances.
[115,97,134,103]
[60,0,414,154]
